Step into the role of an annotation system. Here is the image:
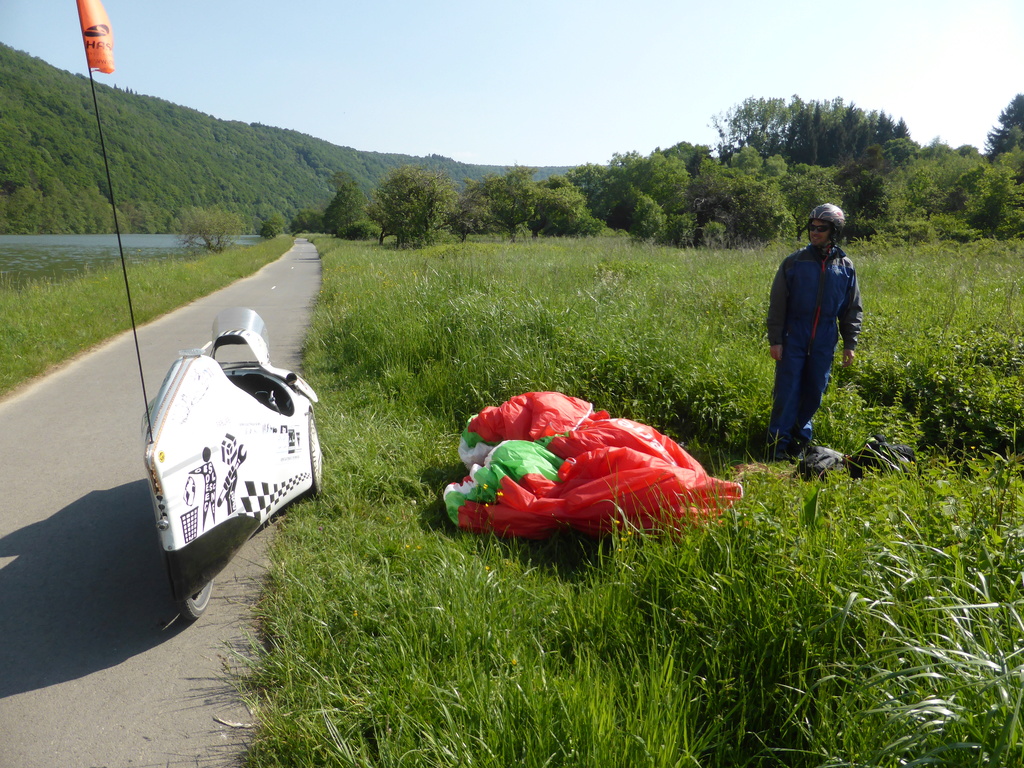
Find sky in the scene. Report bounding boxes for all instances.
[3,0,1023,168]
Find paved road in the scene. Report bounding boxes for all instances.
[0,239,321,767]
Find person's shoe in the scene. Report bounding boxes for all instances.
[789,438,810,460]
[790,436,806,460]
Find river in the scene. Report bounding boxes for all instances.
[0,234,261,287]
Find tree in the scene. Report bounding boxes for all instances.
[763,154,789,177]
[684,159,732,242]
[323,171,367,237]
[996,146,1024,185]
[713,96,792,162]
[960,164,1024,237]
[564,163,611,219]
[177,206,245,252]
[729,146,764,175]
[482,166,539,242]
[911,140,986,219]
[778,164,844,236]
[448,179,490,242]
[836,145,889,238]
[660,141,713,176]
[618,152,690,211]
[259,213,287,238]
[290,208,324,234]
[629,193,666,242]
[685,160,788,245]
[986,94,1024,157]
[584,151,690,232]
[882,137,919,168]
[729,176,790,244]
[716,96,913,169]
[366,165,457,247]
[527,176,602,237]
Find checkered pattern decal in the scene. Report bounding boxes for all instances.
[239,473,310,516]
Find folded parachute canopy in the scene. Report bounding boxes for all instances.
[444,391,743,539]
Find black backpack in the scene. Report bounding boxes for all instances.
[798,445,846,480]
[847,434,916,479]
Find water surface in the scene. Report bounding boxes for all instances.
[0,234,260,287]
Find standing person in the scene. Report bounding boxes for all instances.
[766,204,862,461]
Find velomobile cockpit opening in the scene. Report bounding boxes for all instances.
[208,308,295,415]
[224,371,295,415]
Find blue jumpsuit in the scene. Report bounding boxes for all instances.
[766,244,862,455]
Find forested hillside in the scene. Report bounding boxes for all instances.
[0,43,538,234]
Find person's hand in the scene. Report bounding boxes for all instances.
[770,344,783,361]
[842,349,855,367]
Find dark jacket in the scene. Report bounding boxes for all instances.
[766,244,862,353]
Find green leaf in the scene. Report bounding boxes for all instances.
[801,486,821,529]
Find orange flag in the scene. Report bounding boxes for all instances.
[76,0,115,74]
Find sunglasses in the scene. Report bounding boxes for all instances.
[808,224,831,233]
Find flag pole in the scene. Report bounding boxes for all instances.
[77,0,154,441]
[85,71,153,442]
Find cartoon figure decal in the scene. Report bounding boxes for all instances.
[217,434,247,517]
[187,446,218,531]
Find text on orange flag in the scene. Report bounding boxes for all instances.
[76,0,115,74]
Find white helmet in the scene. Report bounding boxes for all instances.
[809,203,845,236]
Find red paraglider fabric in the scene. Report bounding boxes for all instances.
[465,391,600,444]
[445,392,743,539]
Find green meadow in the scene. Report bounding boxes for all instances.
[241,236,1024,767]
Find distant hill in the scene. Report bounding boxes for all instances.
[0,43,569,234]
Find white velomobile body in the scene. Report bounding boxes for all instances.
[143,308,321,620]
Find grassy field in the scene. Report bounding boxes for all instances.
[240,235,1024,767]
[0,235,294,399]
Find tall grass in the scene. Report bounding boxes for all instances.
[244,236,1024,767]
[0,236,293,397]
[303,238,781,461]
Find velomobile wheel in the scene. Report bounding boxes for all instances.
[179,579,213,622]
[308,409,322,497]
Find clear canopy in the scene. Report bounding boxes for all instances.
[210,307,271,364]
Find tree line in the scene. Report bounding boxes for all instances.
[310,94,1024,248]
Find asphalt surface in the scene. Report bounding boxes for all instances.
[0,239,322,768]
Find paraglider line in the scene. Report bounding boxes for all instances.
[86,70,153,442]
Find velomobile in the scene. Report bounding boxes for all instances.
[143,307,321,621]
